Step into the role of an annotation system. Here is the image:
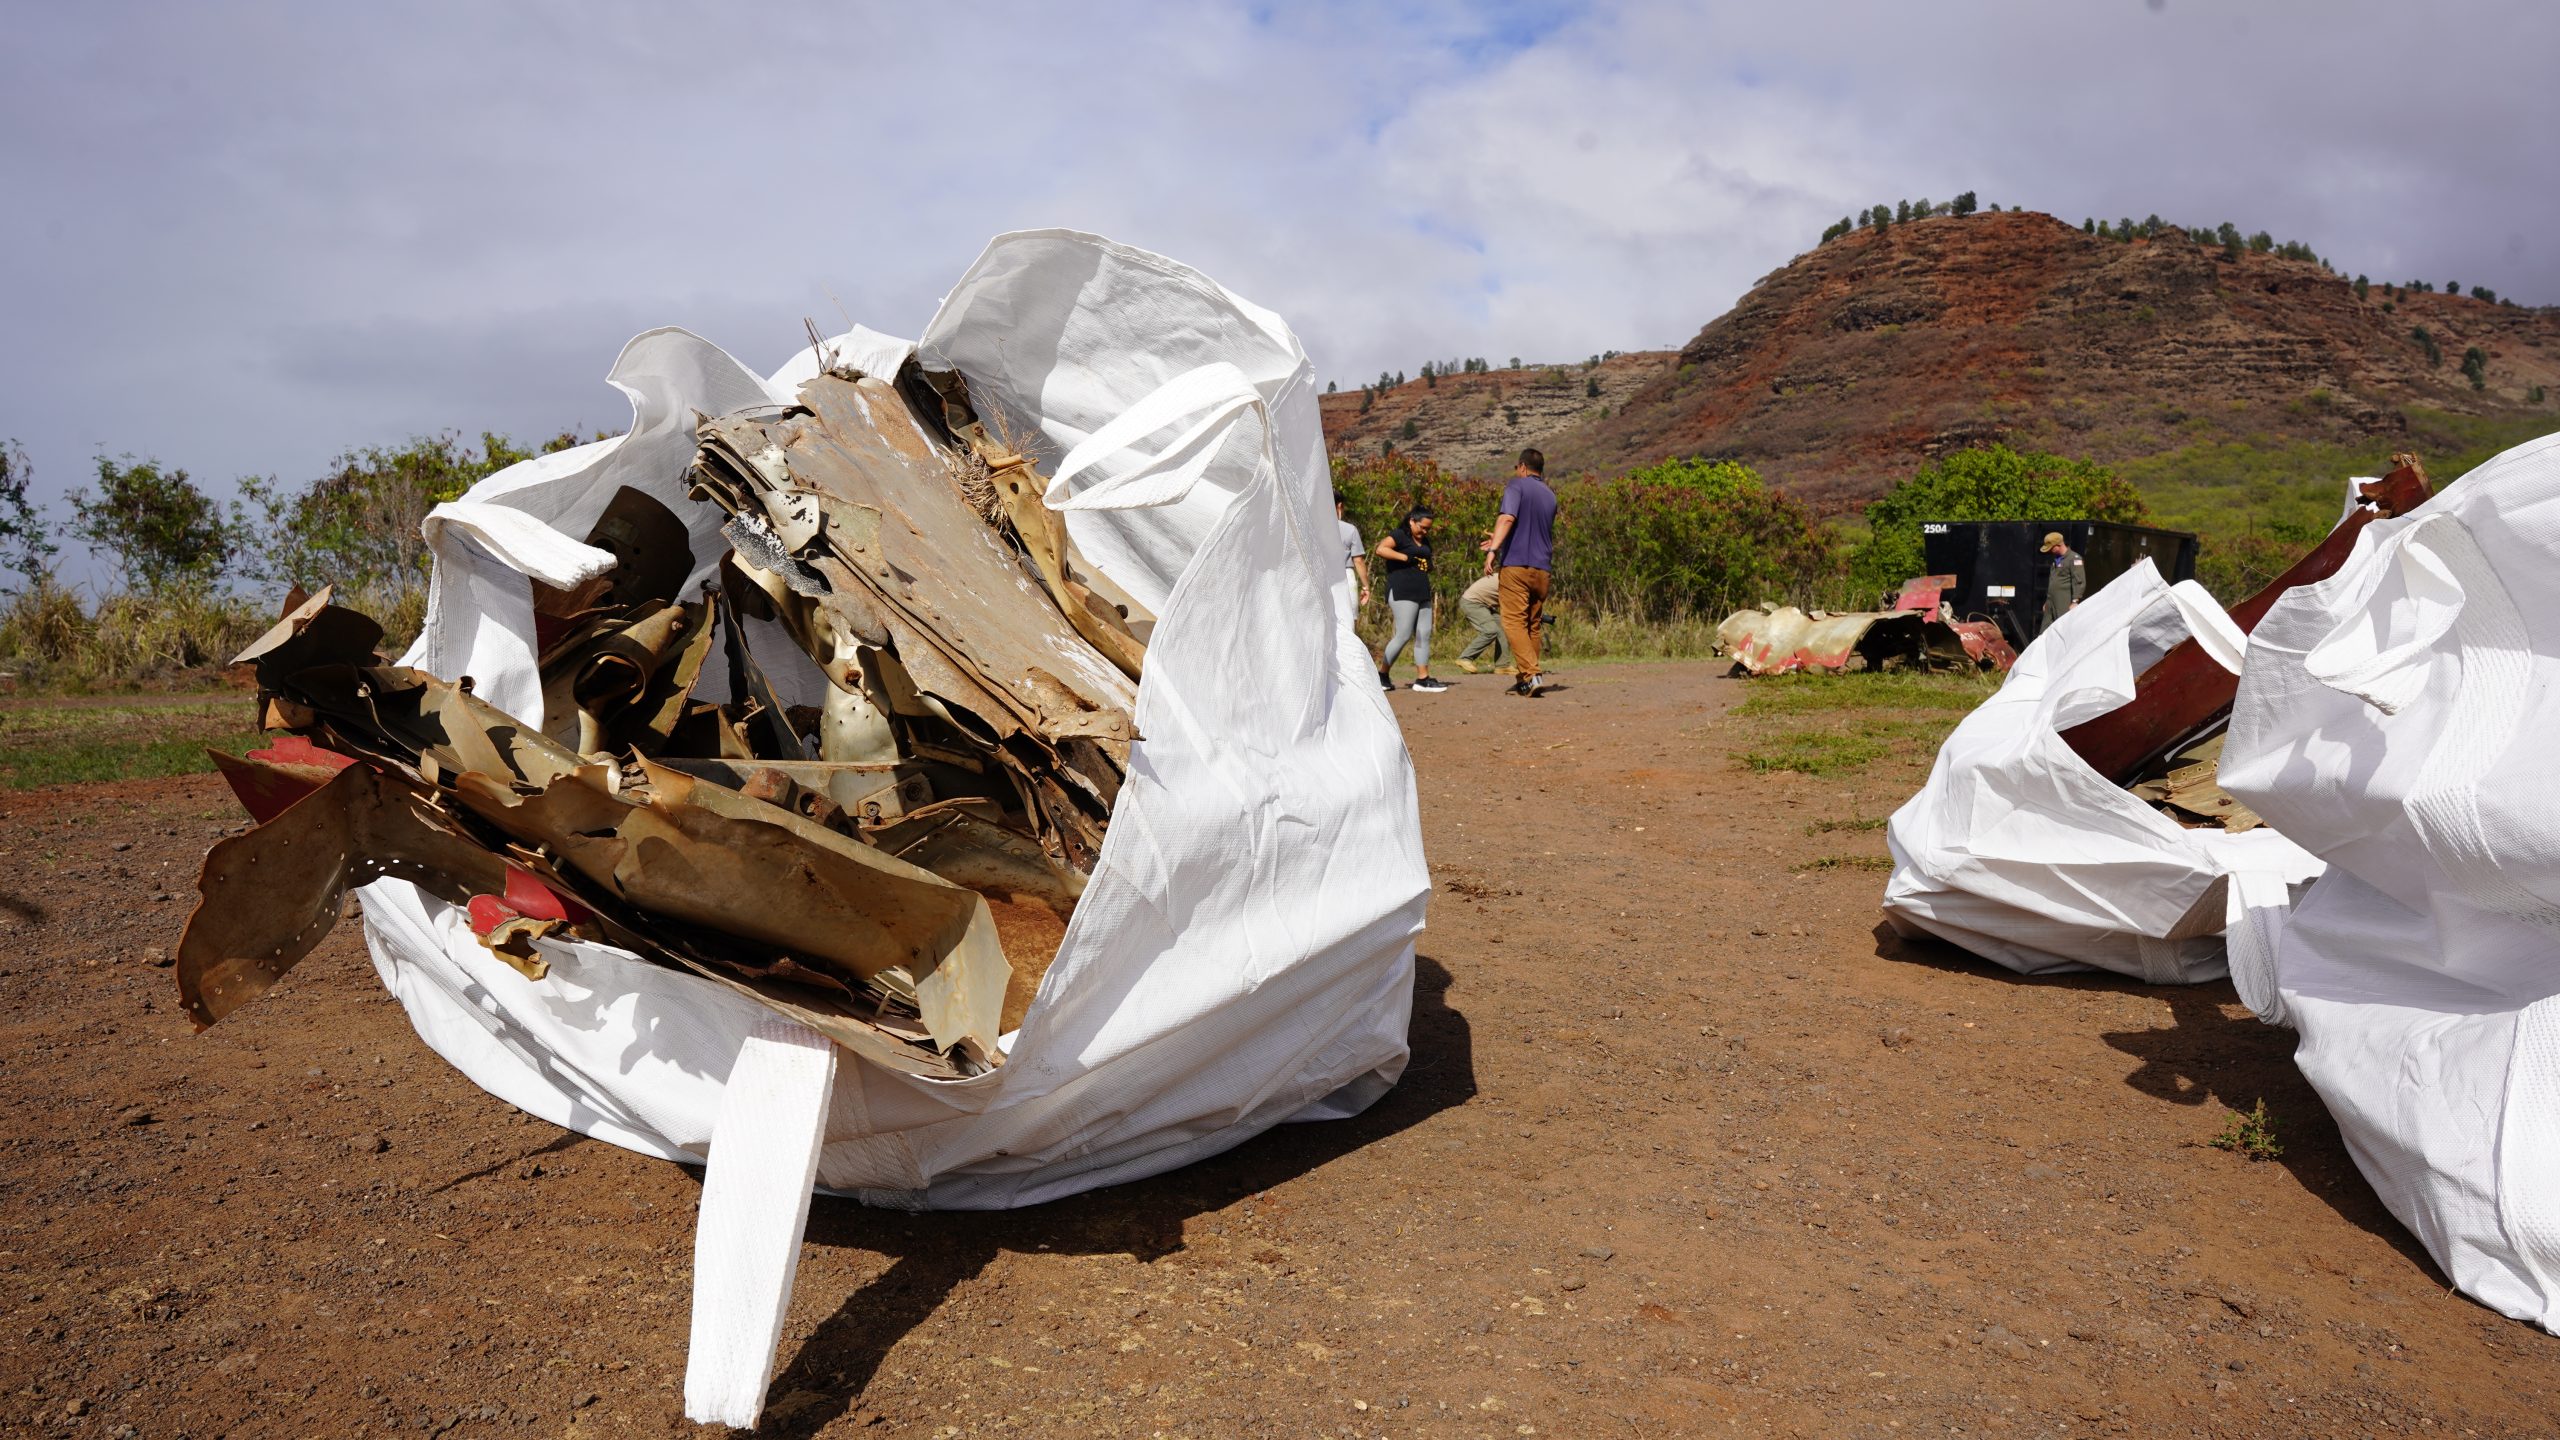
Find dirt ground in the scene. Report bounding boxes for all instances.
[5,661,2558,1439]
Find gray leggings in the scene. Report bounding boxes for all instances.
[1383,596,1433,671]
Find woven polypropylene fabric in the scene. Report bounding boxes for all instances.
[2222,428,2560,1330]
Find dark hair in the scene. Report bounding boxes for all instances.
[1332,489,1346,507]
[1517,447,1545,474]
[1406,505,1435,522]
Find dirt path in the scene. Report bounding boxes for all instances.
[3,662,2555,1437]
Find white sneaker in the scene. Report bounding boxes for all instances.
[1411,677,1449,693]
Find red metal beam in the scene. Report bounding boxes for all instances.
[2061,457,2432,783]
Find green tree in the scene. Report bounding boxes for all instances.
[1951,191,1977,217]
[2082,217,2096,234]
[1586,376,1602,399]
[1851,445,2146,596]
[1896,199,1912,223]
[0,440,56,589]
[233,431,563,598]
[1326,380,1337,394]
[2354,274,2370,300]
[71,455,235,592]
[2412,326,2441,367]
[1399,418,1419,440]
[2462,346,2488,391]
[2446,280,2458,296]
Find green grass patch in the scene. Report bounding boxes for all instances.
[2121,406,2559,600]
[1730,671,1997,717]
[1732,674,1983,778]
[1790,854,1894,874]
[1805,816,1888,834]
[0,694,259,789]
[1739,727,1893,776]
[0,732,266,789]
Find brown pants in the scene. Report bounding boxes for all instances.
[1497,566,1550,678]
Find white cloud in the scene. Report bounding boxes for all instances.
[4,0,2555,582]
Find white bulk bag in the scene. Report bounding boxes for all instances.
[2218,431,2560,1330]
[353,232,1428,1422]
[1883,559,2321,981]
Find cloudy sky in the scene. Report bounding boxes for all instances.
[6,0,2554,576]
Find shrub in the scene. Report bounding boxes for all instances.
[233,431,564,602]
[1329,453,1838,629]
[0,576,267,689]
[2462,346,2488,391]
[1850,445,2146,597]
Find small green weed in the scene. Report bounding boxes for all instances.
[1791,854,1894,874]
[1806,816,1888,835]
[2208,1100,2285,1161]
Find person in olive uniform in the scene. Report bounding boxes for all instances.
[2039,531,2086,636]
[1374,506,1447,692]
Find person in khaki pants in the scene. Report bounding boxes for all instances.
[1453,571,1511,673]
[1479,447,1558,696]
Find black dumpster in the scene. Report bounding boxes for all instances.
[1920,520,2199,649]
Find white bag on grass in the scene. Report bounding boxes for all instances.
[354,232,1429,1423]
[1882,559,2322,982]
[2218,431,2560,1330]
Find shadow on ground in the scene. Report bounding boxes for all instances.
[1873,921,2443,1284]
[754,953,1476,1434]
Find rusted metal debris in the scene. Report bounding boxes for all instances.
[1717,576,2012,676]
[179,358,1149,1080]
[2063,455,2432,784]
[2127,732,2263,833]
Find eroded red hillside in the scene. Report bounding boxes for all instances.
[1323,211,2560,510]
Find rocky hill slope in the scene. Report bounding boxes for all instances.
[1318,350,1674,476]
[1324,210,2560,510]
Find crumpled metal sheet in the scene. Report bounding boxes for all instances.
[1716,605,1986,675]
[1717,574,2017,676]
[182,352,1155,1080]
[689,369,1140,881]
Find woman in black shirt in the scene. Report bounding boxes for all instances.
[1373,507,1447,692]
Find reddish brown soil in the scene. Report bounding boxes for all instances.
[6,664,2558,1437]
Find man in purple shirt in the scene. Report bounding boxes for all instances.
[1480,447,1558,696]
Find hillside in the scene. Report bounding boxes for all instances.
[1324,210,2560,510]
[1318,350,1674,476]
